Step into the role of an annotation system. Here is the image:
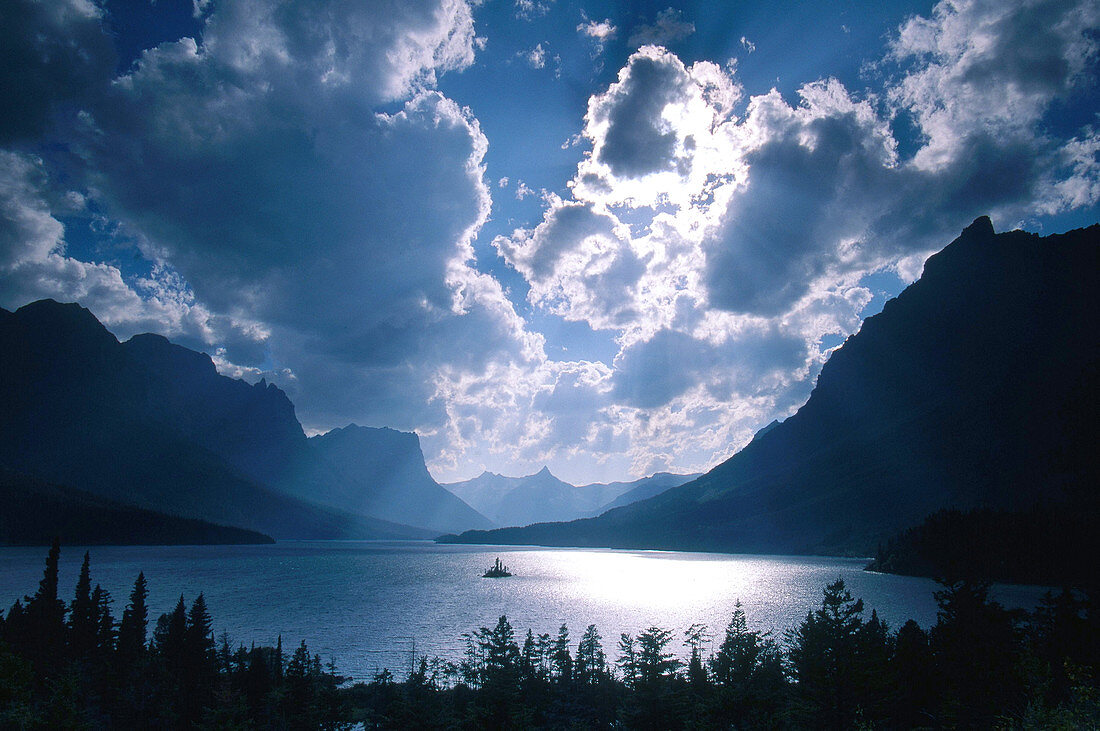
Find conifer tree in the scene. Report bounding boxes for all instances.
[683,623,710,686]
[617,633,638,688]
[184,593,218,707]
[284,641,320,729]
[482,615,519,677]
[69,552,95,659]
[117,572,149,664]
[90,585,115,655]
[635,626,679,685]
[712,601,755,685]
[536,632,552,681]
[551,624,572,683]
[575,624,605,684]
[154,595,188,672]
[520,628,539,685]
[787,578,867,729]
[21,538,66,670]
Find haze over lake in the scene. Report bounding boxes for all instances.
[0,541,1049,681]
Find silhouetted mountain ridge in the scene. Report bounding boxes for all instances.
[0,300,484,538]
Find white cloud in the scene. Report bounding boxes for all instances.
[740,36,756,54]
[887,0,1100,171]
[514,0,553,21]
[578,17,616,55]
[579,19,616,41]
[514,181,535,200]
[524,43,547,69]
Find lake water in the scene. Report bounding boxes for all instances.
[0,541,1050,682]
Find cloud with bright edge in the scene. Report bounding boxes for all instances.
[1,0,1098,483]
[487,0,1100,477]
[1,0,544,435]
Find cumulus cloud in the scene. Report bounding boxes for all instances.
[485,0,1100,477]
[887,0,1100,171]
[2,0,1098,483]
[0,151,227,344]
[573,47,744,206]
[73,1,548,430]
[0,0,554,440]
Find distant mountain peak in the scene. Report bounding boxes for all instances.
[536,466,553,477]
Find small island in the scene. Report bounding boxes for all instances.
[482,557,513,577]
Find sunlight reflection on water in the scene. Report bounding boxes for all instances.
[0,541,1051,681]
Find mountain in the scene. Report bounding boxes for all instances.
[441,218,1100,556]
[443,468,700,527]
[296,425,493,534]
[0,469,274,546]
[443,467,609,527]
[586,472,702,515]
[0,300,453,539]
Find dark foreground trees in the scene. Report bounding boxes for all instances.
[0,540,350,729]
[345,580,1100,730]
[3,543,1099,729]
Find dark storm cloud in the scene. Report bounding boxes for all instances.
[0,0,115,145]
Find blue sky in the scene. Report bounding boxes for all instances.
[1,0,1098,483]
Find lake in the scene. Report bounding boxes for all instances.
[0,541,1050,682]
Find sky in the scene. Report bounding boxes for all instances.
[1,0,1098,484]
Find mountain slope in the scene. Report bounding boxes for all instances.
[586,472,702,516]
[443,218,1099,555]
[0,469,274,546]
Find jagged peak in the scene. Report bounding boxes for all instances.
[962,215,995,239]
[317,423,422,449]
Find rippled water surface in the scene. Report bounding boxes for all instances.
[0,541,1048,680]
